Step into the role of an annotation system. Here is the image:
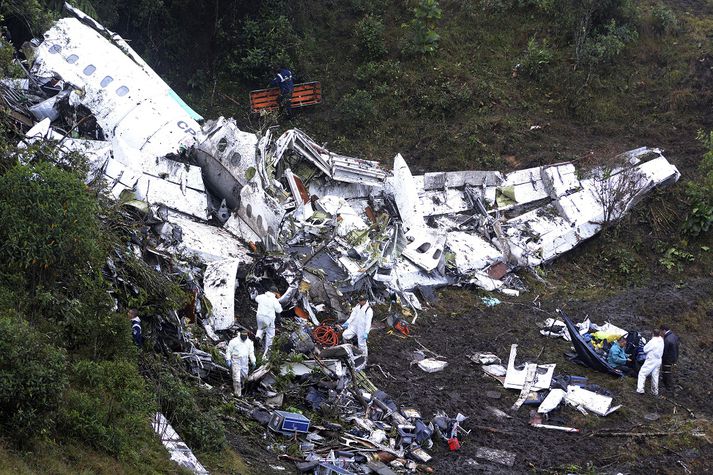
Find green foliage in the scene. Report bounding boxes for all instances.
[684,131,713,237]
[651,4,679,36]
[59,359,156,460]
[404,0,442,55]
[355,60,402,88]
[0,162,102,290]
[336,89,377,126]
[224,14,298,83]
[1,0,53,35]
[659,246,694,271]
[578,19,637,67]
[150,364,226,452]
[517,0,556,13]
[354,15,387,58]
[0,315,67,443]
[0,37,22,78]
[520,37,554,78]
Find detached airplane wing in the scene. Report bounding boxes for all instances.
[31,4,203,158]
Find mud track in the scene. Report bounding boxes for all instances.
[366,277,713,474]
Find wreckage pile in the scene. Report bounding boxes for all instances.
[0,3,683,473]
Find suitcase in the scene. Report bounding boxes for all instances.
[268,410,310,435]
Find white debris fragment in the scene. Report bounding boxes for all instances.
[417,358,448,373]
[565,386,621,416]
[152,413,209,474]
[203,258,240,331]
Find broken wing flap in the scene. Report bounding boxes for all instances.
[558,310,624,377]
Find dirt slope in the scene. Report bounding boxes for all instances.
[366,277,713,474]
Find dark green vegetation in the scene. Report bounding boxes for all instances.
[0,0,712,473]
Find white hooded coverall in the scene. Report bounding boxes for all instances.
[342,302,373,358]
[226,336,256,396]
[637,336,664,395]
[255,291,283,357]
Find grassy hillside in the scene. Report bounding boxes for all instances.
[1,0,713,473]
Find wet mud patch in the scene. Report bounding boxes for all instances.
[366,277,713,473]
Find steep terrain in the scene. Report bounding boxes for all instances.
[1,1,713,474]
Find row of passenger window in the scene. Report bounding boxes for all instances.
[47,43,129,96]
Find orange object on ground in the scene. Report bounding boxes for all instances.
[394,320,410,336]
[249,82,322,113]
[313,323,340,347]
[294,306,309,320]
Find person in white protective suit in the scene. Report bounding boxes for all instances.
[637,329,664,395]
[255,285,283,358]
[225,330,256,396]
[342,295,373,360]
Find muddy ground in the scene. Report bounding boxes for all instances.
[229,272,713,475]
[365,276,713,474]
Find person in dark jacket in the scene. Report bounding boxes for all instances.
[269,66,295,118]
[660,324,680,391]
[129,308,143,347]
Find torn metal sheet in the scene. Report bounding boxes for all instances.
[402,229,446,272]
[385,154,424,230]
[537,388,566,414]
[203,258,239,331]
[503,344,555,391]
[541,163,579,199]
[317,196,368,237]
[101,157,210,220]
[162,213,253,263]
[274,129,388,186]
[497,166,549,207]
[196,117,258,208]
[280,359,345,378]
[32,17,202,157]
[422,170,502,191]
[417,358,448,373]
[284,168,314,221]
[446,231,503,275]
[565,386,621,416]
[152,413,208,474]
[235,180,286,240]
[113,139,205,192]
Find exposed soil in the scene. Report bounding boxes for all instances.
[364,276,713,474]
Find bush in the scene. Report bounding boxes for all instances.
[683,131,713,237]
[150,365,226,452]
[225,15,298,82]
[520,37,554,78]
[0,162,103,291]
[578,19,638,67]
[0,315,67,443]
[651,4,679,36]
[336,89,377,126]
[354,15,387,58]
[404,0,442,55]
[355,60,402,87]
[59,359,156,460]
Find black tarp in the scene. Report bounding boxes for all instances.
[560,311,623,377]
